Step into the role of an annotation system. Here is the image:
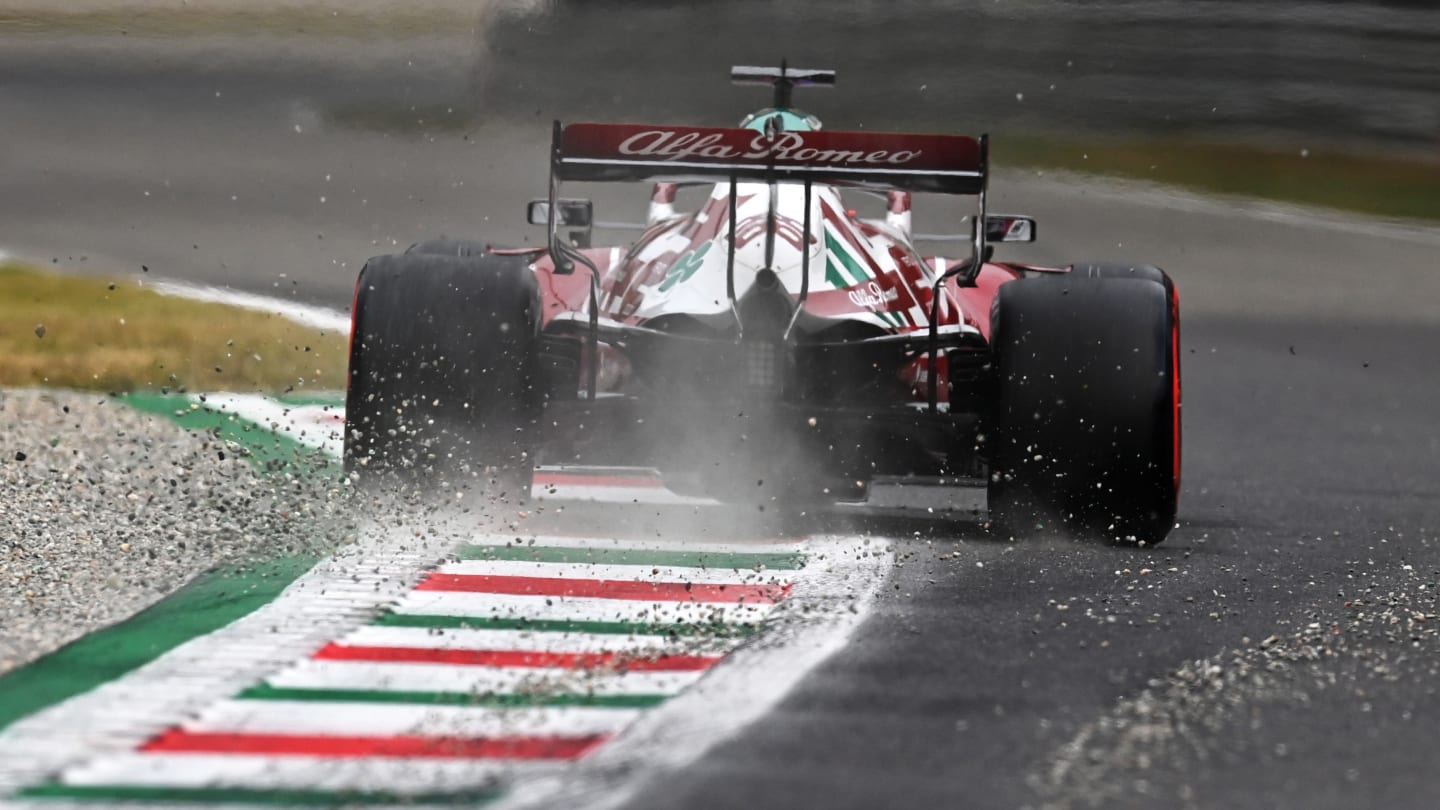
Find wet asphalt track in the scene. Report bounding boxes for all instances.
[5,2,1440,807]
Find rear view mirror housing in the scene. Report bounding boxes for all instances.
[983,215,1036,243]
[527,198,593,228]
[916,214,1037,245]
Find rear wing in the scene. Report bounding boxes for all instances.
[544,117,993,414]
[552,122,987,196]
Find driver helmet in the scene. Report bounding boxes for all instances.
[739,107,823,133]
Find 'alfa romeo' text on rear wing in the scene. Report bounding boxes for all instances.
[552,122,987,196]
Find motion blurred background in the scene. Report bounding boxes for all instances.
[4,6,1440,807]
[12,0,1436,141]
[2,0,1436,305]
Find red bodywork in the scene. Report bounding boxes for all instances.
[529,240,1036,400]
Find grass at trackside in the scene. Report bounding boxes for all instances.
[8,5,1433,224]
[0,388,342,732]
[0,263,347,393]
[994,134,1440,224]
[326,105,1440,225]
[0,269,348,732]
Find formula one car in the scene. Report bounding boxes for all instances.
[344,65,1181,544]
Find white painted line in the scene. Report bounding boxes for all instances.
[1006,167,1440,247]
[7,795,449,801]
[150,279,351,333]
[153,394,773,510]
[191,394,344,457]
[391,592,778,626]
[264,660,703,696]
[479,533,804,554]
[154,389,960,518]
[490,534,893,810]
[187,700,640,738]
[0,523,436,793]
[340,625,737,656]
[0,485,838,807]
[436,560,795,585]
[530,468,706,503]
[60,753,560,794]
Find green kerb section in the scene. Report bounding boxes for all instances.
[121,392,336,477]
[19,783,502,806]
[269,390,346,408]
[0,555,316,732]
[457,543,805,571]
[373,612,759,638]
[237,683,667,709]
[0,393,334,733]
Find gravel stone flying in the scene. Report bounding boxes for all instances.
[0,389,355,672]
[1031,562,1440,810]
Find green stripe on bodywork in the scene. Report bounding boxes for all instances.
[456,543,804,571]
[121,393,336,477]
[236,684,667,709]
[823,231,904,327]
[373,612,759,638]
[19,783,501,806]
[823,230,861,289]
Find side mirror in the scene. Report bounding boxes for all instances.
[983,215,1037,243]
[527,198,593,228]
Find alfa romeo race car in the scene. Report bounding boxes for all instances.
[343,65,1181,545]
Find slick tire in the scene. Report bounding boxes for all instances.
[405,238,500,258]
[1069,262,1168,285]
[987,270,1181,545]
[344,249,539,503]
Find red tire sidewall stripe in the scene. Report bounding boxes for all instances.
[1170,283,1182,498]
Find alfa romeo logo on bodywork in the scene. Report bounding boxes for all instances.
[658,242,713,292]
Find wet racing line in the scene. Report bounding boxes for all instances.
[0,393,891,809]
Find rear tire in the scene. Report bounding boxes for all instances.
[1069,261,1168,285]
[344,249,539,504]
[405,238,499,258]
[988,270,1180,545]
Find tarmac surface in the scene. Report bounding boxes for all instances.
[4,2,1440,807]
